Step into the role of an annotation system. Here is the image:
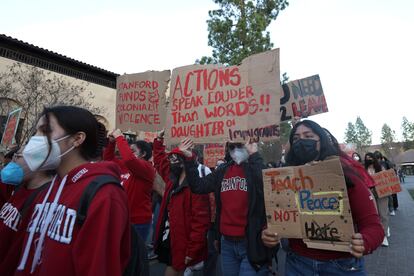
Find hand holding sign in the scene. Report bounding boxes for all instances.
[350,233,365,258]
[245,137,258,155]
[178,138,194,158]
[261,228,280,248]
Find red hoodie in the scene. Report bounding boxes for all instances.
[153,138,210,271]
[289,155,384,260]
[0,184,48,276]
[14,161,130,276]
[103,136,155,224]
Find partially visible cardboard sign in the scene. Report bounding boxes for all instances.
[203,144,225,168]
[372,169,402,198]
[1,108,22,146]
[116,70,170,136]
[137,131,158,143]
[165,49,282,145]
[280,75,328,122]
[263,158,354,252]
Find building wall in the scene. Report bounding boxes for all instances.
[0,56,116,129]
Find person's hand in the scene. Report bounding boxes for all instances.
[178,138,194,157]
[157,129,165,139]
[213,240,219,251]
[350,233,365,258]
[261,228,280,248]
[184,256,193,265]
[245,137,258,155]
[112,129,123,139]
[108,131,115,143]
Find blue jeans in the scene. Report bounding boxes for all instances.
[221,237,268,276]
[134,223,151,241]
[285,251,366,276]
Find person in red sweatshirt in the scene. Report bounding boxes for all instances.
[15,106,130,276]
[0,147,52,276]
[262,120,384,275]
[103,128,156,241]
[153,131,210,276]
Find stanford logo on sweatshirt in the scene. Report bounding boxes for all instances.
[27,203,77,244]
[221,176,247,192]
[0,202,21,231]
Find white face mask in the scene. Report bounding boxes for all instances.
[230,148,249,165]
[23,135,74,171]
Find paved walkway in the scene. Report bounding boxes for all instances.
[364,175,414,276]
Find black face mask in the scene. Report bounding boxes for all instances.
[292,139,319,165]
[170,163,183,176]
[365,159,374,165]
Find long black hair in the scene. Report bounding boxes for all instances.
[364,152,382,173]
[40,106,105,161]
[285,120,338,166]
[286,120,362,188]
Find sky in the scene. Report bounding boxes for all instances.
[2,0,414,144]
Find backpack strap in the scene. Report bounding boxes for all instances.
[19,182,51,219]
[76,175,121,226]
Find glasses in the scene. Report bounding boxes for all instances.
[228,143,244,150]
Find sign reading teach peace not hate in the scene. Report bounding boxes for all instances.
[165,49,282,145]
[263,158,354,252]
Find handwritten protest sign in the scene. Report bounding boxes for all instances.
[116,70,170,135]
[203,144,225,168]
[165,49,281,145]
[263,158,354,252]
[371,169,402,198]
[137,131,158,143]
[1,108,22,147]
[280,75,328,122]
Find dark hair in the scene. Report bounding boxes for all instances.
[286,120,363,188]
[41,105,104,160]
[365,152,382,173]
[135,140,152,161]
[4,147,20,160]
[285,120,338,166]
[373,151,383,161]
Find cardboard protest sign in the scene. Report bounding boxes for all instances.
[137,131,158,143]
[203,144,225,168]
[372,169,402,198]
[116,70,170,136]
[280,75,328,122]
[263,158,354,252]
[165,49,282,145]
[1,108,22,147]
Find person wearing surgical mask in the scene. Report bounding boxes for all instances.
[0,147,53,276]
[181,138,270,276]
[103,129,156,242]
[262,120,384,275]
[152,131,210,276]
[15,106,130,276]
[352,152,362,164]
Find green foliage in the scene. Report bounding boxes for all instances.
[380,123,396,157]
[402,116,414,150]
[344,117,372,153]
[198,0,289,66]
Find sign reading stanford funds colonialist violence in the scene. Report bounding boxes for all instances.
[263,158,354,252]
[372,169,402,198]
[280,75,328,122]
[165,49,282,145]
[116,70,170,136]
[1,108,22,147]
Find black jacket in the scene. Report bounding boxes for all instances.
[184,152,270,269]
